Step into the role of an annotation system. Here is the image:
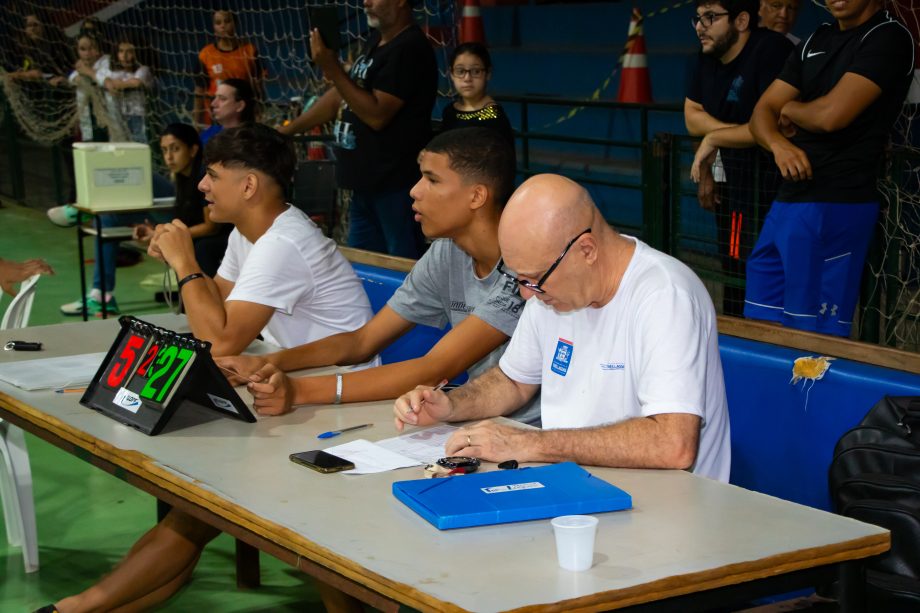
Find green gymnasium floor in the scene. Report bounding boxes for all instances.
[0,201,326,612]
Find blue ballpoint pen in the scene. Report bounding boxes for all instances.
[317,423,373,439]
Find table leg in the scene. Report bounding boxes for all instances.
[235,540,261,589]
[156,499,172,522]
[154,498,262,590]
[838,560,867,613]
[96,215,107,320]
[77,215,88,322]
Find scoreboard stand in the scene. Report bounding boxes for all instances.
[82,316,256,435]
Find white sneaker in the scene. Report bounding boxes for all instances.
[60,294,119,316]
[47,204,79,227]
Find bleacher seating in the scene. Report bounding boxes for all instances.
[350,263,447,366]
[722,336,920,511]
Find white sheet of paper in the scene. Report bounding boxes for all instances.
[0,352,108,390]
[376,424,460,464]
[328,439,422,475]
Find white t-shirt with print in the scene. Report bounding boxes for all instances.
[217,206,373,349]
[499,237,731,482]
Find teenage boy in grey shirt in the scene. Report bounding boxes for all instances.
[219,127,539,424]
[388,238,524,381]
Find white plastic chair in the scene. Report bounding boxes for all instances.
[1,273,39,329]
[0,273,41,572]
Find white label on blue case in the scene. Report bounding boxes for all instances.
[481,482,545,494]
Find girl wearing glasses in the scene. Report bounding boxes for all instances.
[441,42,514,145]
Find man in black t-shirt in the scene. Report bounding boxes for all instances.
[685,0,794,315]
[281,0,437,259]
[749,0,914,337]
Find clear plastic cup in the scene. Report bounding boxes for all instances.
[551,515,599,571]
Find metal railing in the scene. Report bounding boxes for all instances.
[497,94,682,244]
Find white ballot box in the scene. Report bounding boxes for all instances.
[74,142,153,211]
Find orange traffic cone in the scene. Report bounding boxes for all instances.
[616,8,653,103]
[459,0,486,44]
[307,126,325,161]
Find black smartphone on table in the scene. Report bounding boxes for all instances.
[308,6,342,55]
[290,449,355,473]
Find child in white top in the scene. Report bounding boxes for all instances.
[97,39,153,143]
[68,33,109,142]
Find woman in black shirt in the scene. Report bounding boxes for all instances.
[135,123,229,275]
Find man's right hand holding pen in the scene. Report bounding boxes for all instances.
[393,380,452,432]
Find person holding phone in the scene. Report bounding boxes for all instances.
[280,0,438,259]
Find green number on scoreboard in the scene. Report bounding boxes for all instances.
[139,346,194,403]
[155,347,194,403]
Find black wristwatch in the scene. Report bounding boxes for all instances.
[436,456,481,474]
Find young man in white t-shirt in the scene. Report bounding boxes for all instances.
[44,125,374,613]
[394,173,731,482]
[149,123,373,356]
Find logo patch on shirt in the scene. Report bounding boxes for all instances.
[726,75,743,103]
[551,338,574,376]
[600,362,625,371]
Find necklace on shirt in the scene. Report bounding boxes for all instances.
[454,104,501,122]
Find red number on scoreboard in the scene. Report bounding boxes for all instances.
[137,344,159,377]
[106,334,144,388]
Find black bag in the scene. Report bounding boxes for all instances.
[829,395,920,611]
